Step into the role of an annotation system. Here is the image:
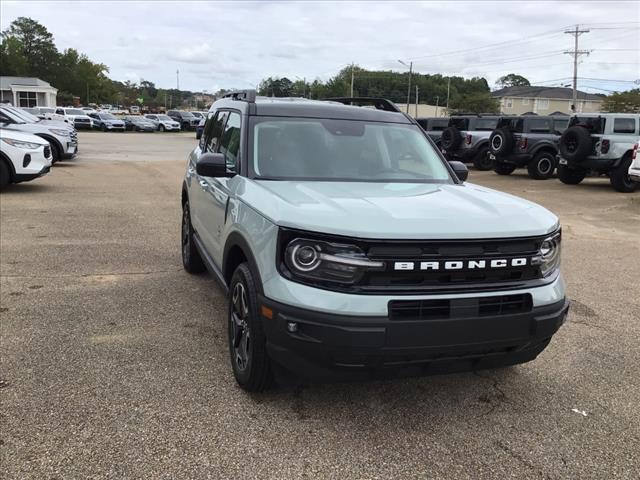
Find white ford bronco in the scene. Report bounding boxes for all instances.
[557,113,639,192]
[181,92,568,391]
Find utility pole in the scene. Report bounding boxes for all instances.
[564,25,590,112]
[446,77,451,111]
[415,85,419,117]
[176,69,180,91]
[398,60,413,113]
[350,63,355,97]
[435,96,439,117]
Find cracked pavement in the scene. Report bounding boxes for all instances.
[1,131,639,479]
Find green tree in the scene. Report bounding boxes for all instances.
[495,73,531,88]
[448,92,500,114]
[602,89,640,113]
[258,77,294,97]
[0,17,58,80]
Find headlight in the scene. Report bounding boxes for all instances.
[283,238,384,285]
[535,230,561,277]
[49,128,70,136]
[1,138,42,149]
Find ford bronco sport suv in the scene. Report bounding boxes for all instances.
[181,91,568,391]
[557,113,639,193]
[489,116,569,179]
[440,115,502,170]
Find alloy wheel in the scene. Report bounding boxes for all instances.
[230,282,251,371]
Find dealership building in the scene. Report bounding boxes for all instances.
[0,76,58,108]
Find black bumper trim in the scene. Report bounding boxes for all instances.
[14,166,50,183]
[259,294,569,381]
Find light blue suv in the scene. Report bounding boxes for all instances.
[181,92,568,391]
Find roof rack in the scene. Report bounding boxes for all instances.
[221,89,256,103]
[323,97,401,113]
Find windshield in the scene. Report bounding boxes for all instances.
[156,115,172,121]
[65,109,85,115]
[250,118,452,183]
[0,108,25,124]
[100,113,117,120]
[40,107,55,113]
[12,107,41,122]
[180,111,195,118]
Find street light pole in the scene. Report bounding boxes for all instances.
[398,60,413,114]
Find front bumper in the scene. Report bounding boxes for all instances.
[260,294,569,381]
[14,165,51,183]
[629,166,640,182]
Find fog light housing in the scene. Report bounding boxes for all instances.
[23,154,31,168]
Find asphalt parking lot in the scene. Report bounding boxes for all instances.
[1,131,639,479]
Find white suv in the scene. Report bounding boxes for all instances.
[557,113,639,192]
[0,129,52,190]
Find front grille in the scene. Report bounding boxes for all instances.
[362,237,543,293]
[75,118,90,123]
[43,145,51,158]
[389,294,532,321]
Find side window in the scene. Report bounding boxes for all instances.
[218,112,242,173]
[613,118,636,134]
[202,111,228,152]
[527,118,551,133]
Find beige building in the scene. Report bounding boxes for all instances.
[492,86,602,115]
[395,103,449,118]
[0,76,58,107]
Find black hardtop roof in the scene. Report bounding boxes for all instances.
[211,94,413,123]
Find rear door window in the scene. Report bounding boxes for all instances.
[527,118,551,133]
[474,118,498,131]
[613,118,636,134]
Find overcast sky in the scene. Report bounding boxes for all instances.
[2,1,638,94]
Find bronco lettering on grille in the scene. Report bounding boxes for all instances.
[393,258,529,271]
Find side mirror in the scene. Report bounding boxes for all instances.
[196,152,230,177]
[449,161,469,182]
[196,128,203,140]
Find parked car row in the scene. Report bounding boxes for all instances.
[418,113,639,192]
[0,105,78,190]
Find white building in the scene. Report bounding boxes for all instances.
[0,76,58,108]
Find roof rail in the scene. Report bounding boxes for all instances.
[221,89,256,103]
[323,97,401,113]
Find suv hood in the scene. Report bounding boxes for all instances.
[237,179,558,239]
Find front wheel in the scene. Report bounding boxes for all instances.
[473,147,493,171]
[181,200,206,273]
[0,160,10,190]
[101,124,107,132]
[609,155,638,193]
[158,124,165,132]
[527,151,556,180]
[228,263,273,392]
[557,164,587,185]
[493,161,517,175]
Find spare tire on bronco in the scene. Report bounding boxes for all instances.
[559,126,593,161]
[489,128,514,155]
[441,126,462,150]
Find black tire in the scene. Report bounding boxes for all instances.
[158,124,165,132]
[559,126,592,161]
[49,142,61,164]
[473,146,493,171]
[181,200,206,274]
[557,164,587,185]
[527,151,557,180]
[101,124,107,132]
[228,263,273,392]
[609,155,638,193]
[0,159,10,190]
[182,122,190,131]
[493,161,517,175]
[441,126,462,150]
[489,128,514,155]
